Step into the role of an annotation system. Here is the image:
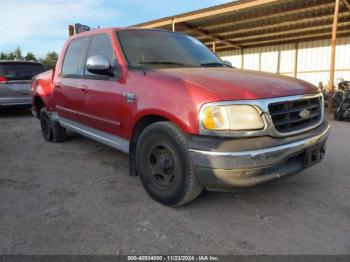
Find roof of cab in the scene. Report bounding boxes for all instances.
[68,27,174,39]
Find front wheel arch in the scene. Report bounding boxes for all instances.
[128,114,170,177]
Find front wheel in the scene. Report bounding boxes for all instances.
[136,122,203,206]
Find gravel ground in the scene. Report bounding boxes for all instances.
[0,108,349,255]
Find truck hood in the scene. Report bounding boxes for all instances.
[153,68,320,100]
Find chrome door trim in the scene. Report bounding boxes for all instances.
[56,105,78,115]
[57,116,129,154]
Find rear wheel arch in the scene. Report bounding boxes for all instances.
[33,96,45,118]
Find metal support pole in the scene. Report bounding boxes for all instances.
[172,18,176,32]
[328,0,340,113]
[212,42,216,53]
[259,52,262,71]
[294,42,299,78]
[276,49,281,74]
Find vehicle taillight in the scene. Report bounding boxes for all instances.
[0,76,7,84]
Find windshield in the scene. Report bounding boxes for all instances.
[0,63,44,80]
[117,30,224,69]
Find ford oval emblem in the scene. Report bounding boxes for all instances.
[299,109,311,119]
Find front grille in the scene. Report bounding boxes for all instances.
[268,96,322,133]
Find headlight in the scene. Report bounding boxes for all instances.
[201,104,265,131]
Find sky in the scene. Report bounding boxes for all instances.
[0,0,232,58]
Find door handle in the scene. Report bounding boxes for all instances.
[79,85,88,93]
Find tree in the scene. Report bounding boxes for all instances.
[0,52,7,60]
[14,46,23,60]
[0,48,39,61]
[24,52,37,61]
[40,51,58,70]
[6,52,16,60]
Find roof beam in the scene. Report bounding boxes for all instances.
[182,23,241,49]
[134,0,279,28]
[199,1,336,31]
[216,20,350,43]
[197,10,350,40]
[343,0,350,11]
[215,29,350,49]
[230,21,350,42]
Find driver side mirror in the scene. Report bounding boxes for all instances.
[86,55,116,77]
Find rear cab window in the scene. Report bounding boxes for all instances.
[0,62,44,81]
[61,37,89,77]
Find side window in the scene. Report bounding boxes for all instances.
[84,34,117,76]
[61,37,88,77]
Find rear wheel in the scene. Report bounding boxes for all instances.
[39,108,67,143]
[136,122,203,206]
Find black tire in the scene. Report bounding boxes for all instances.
[136,121,203,206]
[39,108,67,143]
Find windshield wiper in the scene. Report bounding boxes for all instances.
[200,62,225,67]
[137,61,193,67]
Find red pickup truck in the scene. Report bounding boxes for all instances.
[31,28,330,206]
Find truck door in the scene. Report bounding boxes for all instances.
[78,33,124,137]
[54,37,89,123]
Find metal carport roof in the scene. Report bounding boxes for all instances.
[134,0,350,51]
[134,0,350,110]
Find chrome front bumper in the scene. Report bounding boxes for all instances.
[189,121,330,190]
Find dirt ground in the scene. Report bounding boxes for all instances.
[0,108,349,255]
